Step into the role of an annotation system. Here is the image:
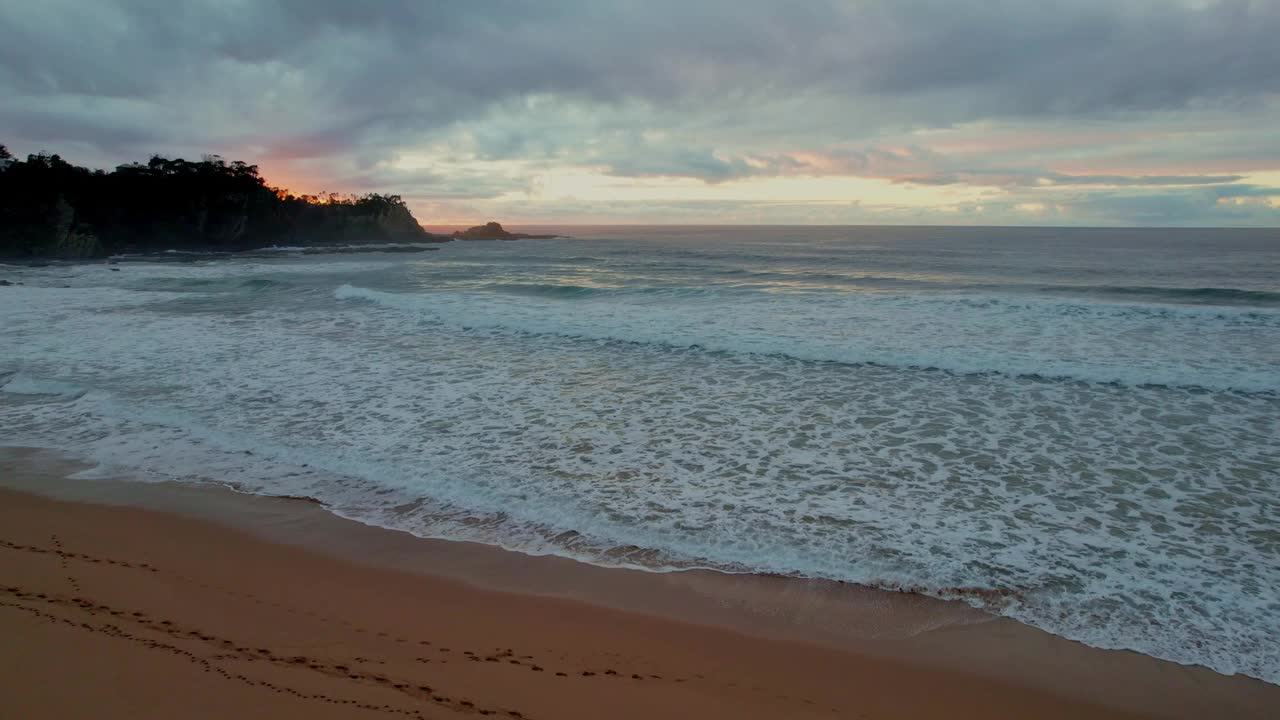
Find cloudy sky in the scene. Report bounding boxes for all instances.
[3,0,1279,226]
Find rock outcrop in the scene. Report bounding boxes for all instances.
[0,194,103,259]
[451,222,557,241]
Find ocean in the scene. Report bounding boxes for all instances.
[2,225,1278,683]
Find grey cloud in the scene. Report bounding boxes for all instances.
[334,167,530,201]
[455,186,1279,227]
[893,171,1246,188]
[5,1,1279,159]
[588,142,1250,188]
[0,101,159,148]
[1034,174,1245,187]
[835,1,1280,115]
[599,147,760,183]
[1208,183,1280,198]
[976,184,1280,226]
[3,0,1278,226]
[1062,192,1247,225]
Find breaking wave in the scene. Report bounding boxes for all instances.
[335,284,1280,393]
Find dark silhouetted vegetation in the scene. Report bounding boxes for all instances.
[0,149,437,258]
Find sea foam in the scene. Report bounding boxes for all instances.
[3,233,1279,684]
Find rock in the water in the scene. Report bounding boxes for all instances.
[452,221,514,240]
[451,221,557,241]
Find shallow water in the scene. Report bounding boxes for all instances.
[2,226,1278,682]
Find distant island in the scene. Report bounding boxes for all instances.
[452,222,557,241]
[0,145,554,259]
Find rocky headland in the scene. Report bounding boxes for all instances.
[0,147,459,260]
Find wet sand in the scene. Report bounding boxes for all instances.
[2,448,1278,719]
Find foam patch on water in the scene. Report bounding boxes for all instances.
[1,374,86,397]
[5,259,400,288]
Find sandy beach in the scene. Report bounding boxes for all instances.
[1,449,1277,719]
[6,3,1279,714]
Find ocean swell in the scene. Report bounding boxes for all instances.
[334,284,1280,394]
[6,230,1280,687]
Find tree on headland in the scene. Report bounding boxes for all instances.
[0,149,433,258]
[0,145,12,160]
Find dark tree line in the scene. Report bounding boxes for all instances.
[0,148,433,258]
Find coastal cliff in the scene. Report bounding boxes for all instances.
[0,148,440,259]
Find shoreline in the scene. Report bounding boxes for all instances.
[2,447,1278,718]
[0,225,567,263]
